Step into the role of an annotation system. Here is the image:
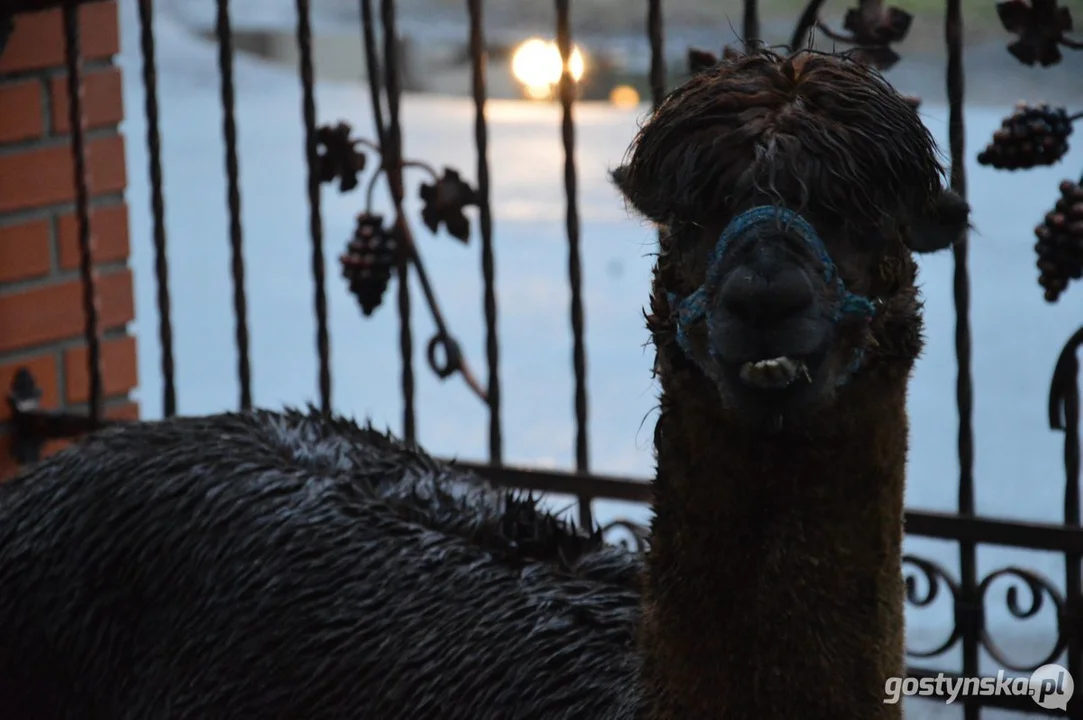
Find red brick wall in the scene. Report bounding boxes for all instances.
[0,1,138,479]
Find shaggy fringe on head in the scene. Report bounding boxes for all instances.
[613,49,946,235]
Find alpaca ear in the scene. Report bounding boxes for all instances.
[904,188,970,254]
[611,164,671,227]
[611,164,632,200]
[610,164,647,219]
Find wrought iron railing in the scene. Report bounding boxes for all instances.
[1,0,1081,716]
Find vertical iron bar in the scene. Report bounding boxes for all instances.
[62,0,103,423]
[742,0,760,51]
[295,0,333,415]
[945,1,977,717]
[1066,406,1081,719]
[647,0,665,110]
[215,0,253,411]
[136,0,177,418]
[647,0,665,264]
[646,0,667,394]
[789,0,828,53]
[466,0,502,464]
[359,0,387,150]
[1058,325,1082,717]
[380,0,415,444]
[555,0,591,531]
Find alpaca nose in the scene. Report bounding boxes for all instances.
[718,262,815,324]
[706,233,830,366]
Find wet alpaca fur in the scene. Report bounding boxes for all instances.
[0,49,969,719]
[0,410,642,720]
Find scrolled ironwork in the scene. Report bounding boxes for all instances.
[815,3,912,70]
[600,519,650,553]
[312,121,489,404]
[679,1,923,108]
[1049,326,1082,479]
[901,554,963,658]
[423,333,462,381]
[977,566,1068,671]
[1050,323,1081,694]
[790,0,913,70]
[982,1,1083,304]
[996,0,1082,67]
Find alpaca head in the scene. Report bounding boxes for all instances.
[614,49,970,430]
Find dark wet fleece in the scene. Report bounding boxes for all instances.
[0,409,643,720]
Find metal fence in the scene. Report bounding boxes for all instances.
[2,0,1082,717]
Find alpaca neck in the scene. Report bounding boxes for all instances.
[638,373,909,720]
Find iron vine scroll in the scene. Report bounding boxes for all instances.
[317,120,490,403]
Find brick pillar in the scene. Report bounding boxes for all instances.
[0,1,139,480]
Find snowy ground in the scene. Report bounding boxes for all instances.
[115,2,1080,716]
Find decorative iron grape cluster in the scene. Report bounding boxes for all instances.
[977,103,1073,170]
[341,213,398,316]
[1035,180,1083,302]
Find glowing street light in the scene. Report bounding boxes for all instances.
[608,84,640,109]
[510,37,585,100]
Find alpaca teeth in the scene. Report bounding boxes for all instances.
[738,356,803,389]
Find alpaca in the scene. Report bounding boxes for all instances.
[0,49,968,720]
[612,49,968,719]
[0,411,643,719]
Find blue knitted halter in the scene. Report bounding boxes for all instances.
[666,206,876,386]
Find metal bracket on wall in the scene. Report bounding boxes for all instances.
[6,368,115,464]
[8,368,46,464]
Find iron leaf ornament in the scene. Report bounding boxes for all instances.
[687,45,742,75]
[419,167,479,243]
[795,0,915,72]
[843,0,912,46]
[984,3,1083,301]
[315,122,367,192]
[687,48,720,74]
[996,0,1078,66]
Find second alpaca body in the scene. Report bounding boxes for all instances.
[0,412,642,719]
